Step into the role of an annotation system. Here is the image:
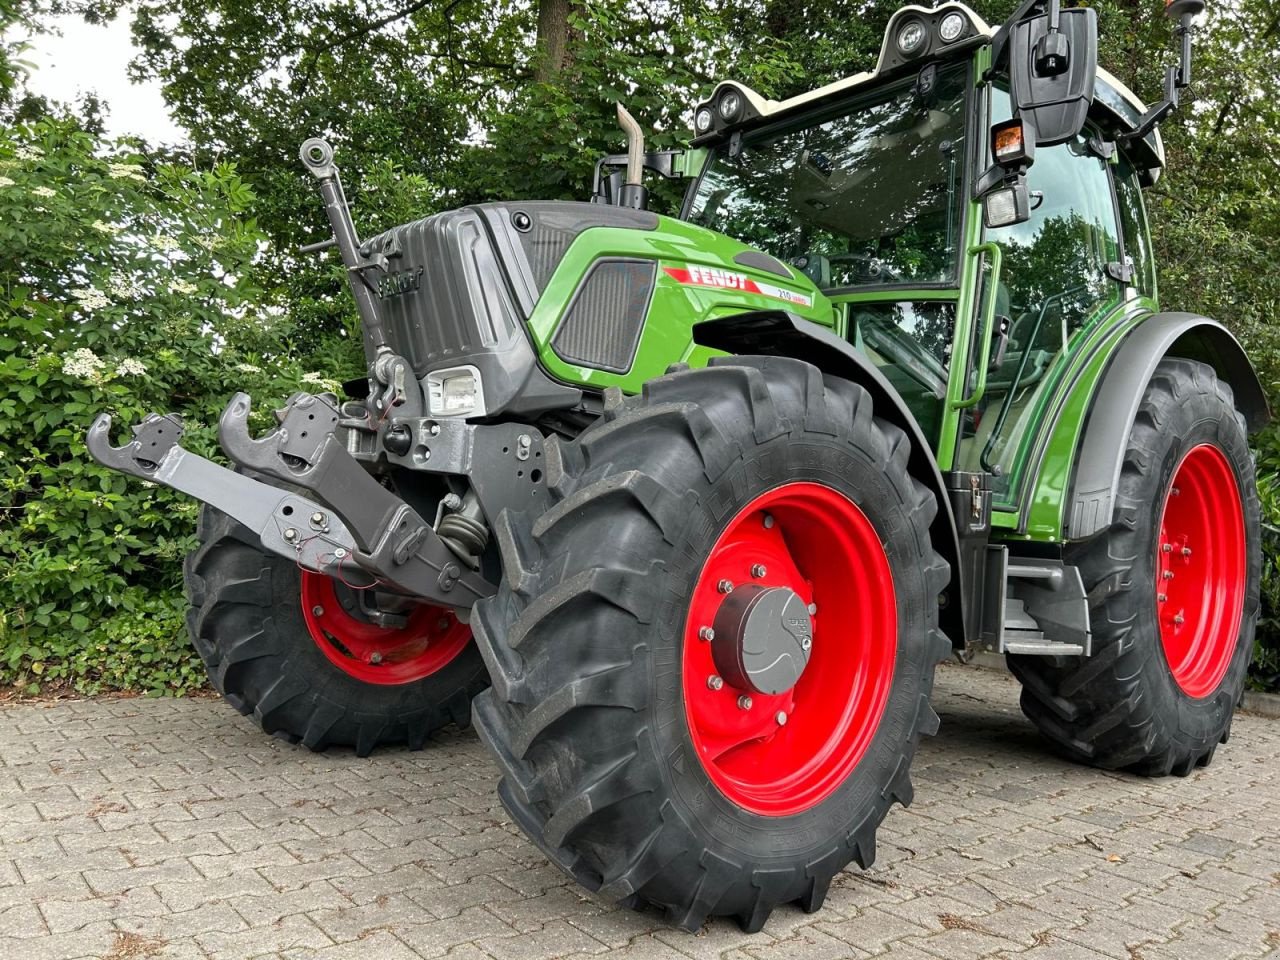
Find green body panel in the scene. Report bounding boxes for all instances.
[527,219,835,394]
[1011,298,1157,540]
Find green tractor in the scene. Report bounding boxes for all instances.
[89,0,1264,932]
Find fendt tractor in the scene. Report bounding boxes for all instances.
[88,0,1264,932]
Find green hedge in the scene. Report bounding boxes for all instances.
[0,119,347,695]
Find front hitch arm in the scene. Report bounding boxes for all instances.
[86,412,371,583]
[216,391,494,606]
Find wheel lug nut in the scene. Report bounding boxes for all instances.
[312,605,324,617]
[1171,487,1180,496]
[310,512,326,525]
[762,514,775,529]
[1158,593,1167,602]
[775,711,788,726]
[698,626,715,642]
[1182,547,1192,557]
[807,602,818,615]
[737,695,753,710]
[717,579,734,594]
[1162,543,1172,553]
[284,528,298,542]
[801,636,812,651]
[751,564,767,579]
[1163,571,1174,580]
[370,652,383,664]
[707,675,724,691]
[1173,614,1185,625]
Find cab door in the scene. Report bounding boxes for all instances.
[956,88,1126,512]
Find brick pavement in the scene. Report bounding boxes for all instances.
[0,663,1275,960]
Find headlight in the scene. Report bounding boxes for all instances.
[896,19,927,55]
[938,11,966,42]
[426,365,485,418]
[718,90,743,121]
[695,106,714,133]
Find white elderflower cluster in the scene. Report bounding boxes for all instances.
[70,287,110,311]
[0,176,14,188]
[234,362,262,374]
[115,357,148,377]
[107,162,145,181]
[62,348,106,380]
[91,220,123,235]
[15,146,43,160]
[108,278,143,299]
[193,235,221,251]
[31,185,55,199]
[300,371,341,391]
[168,279,198,296]
[149,234,179,252]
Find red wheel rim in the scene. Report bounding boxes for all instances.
[682,482,897,816]
[1155,443,1246,699]
[300,572,472,685]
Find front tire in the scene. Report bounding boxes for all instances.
[183,506,488,756]
[1009,358,1260,775]
[471,358,950,931]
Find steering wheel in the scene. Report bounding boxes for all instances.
[825,252,905,285]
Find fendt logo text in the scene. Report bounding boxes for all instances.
[377,267,425,300]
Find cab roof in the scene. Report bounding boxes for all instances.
[692,2,1165,182]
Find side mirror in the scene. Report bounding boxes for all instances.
[1008,6,1098,146]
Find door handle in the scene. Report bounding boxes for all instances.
[953,241,1004,409]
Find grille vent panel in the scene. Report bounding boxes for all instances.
[552,258,656,374]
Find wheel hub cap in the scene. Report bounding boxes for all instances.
[300,572,472,685]
[682,481,897,817]
[711,584,813,695]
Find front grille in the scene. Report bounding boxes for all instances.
[366,208,522,372]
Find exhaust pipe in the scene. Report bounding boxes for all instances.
[614,103,649,211]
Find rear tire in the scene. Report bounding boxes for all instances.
[1009,358,1260,775]
[183,506,487,756]
[471,357,950,931]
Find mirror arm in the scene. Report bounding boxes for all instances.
[591,149,685,203]
[1118,12,1196,143]
[1118,65,1179,142]
[973,164,1012,199]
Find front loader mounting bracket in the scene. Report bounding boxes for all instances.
[86,413,371,584]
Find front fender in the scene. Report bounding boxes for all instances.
[693,310,967,647]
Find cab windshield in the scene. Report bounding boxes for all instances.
[687,63,970,291]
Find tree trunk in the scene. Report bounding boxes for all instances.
[534,0,574,84]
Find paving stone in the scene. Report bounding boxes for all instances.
[0,662,1273,960]
[197,912,335,958]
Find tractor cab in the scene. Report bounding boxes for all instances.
[671,1,1169,522]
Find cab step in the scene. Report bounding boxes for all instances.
[978,549,1091,657]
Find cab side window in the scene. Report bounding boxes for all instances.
[1114,156,1157,300]
[985,91,1121,353]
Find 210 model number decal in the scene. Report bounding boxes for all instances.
[663,265,814,308]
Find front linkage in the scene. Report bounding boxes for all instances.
[87,140,538,614]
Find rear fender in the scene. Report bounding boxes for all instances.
[693,310,967,647]
[1066,312,1270,540]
